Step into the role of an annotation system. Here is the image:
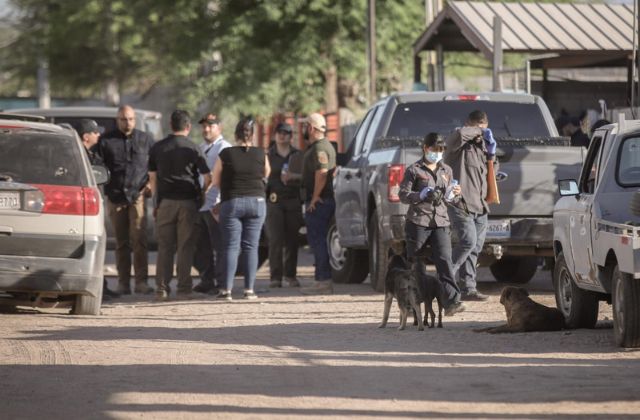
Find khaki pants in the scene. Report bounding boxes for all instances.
[107,195,148,289]
[155,199,198,293]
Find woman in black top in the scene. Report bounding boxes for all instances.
[211,117,270,300]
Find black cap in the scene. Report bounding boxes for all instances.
[77,119,103,136]
[198,113,220,125]
[275,122,292,134]
[423,132,445,148]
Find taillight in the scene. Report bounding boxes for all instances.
[83,187,100,215]
[387,164,405,202]
[28,185,100,215]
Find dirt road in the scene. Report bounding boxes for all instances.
[1,249,640,419]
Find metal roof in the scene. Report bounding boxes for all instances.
[414,1,634,61]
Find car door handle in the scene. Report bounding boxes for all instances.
[344,173,353,180]
[0,226,13,236]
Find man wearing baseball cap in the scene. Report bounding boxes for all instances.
[75,119,120,300]
[300,113,336,295]
[192,113,231,294]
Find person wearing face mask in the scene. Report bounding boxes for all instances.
[399,133,465,316]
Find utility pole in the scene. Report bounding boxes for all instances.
[367,0,376,103]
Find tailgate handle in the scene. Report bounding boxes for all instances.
[0,226,13,236]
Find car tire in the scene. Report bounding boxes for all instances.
[612,264,640,348]
[553,252,599,329]
[368,210,388,293]
[490,255,539,284]
[328,218,368,284]
[72,282,103,316]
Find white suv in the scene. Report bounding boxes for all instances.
[0,115,108,315]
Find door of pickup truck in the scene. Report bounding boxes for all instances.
[334,104,383,247]
[566,134,606,287]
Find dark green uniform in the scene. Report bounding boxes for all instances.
[301,138,336,282]
[301,138,336,201]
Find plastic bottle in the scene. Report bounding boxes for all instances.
[446,179,459,201]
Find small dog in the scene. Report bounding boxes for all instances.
[417,272,443,328]
[379,254,424,331]
[475,286,565,333]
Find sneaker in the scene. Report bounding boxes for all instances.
[269,280,282,288]
[154,290,169,302]
[285,277,300,287]
[444,302,466,316]
[243,290,258,300]
[300,280,333,295]
[176,291,196,300]
[134,283,154,295]
[103,286,120,298]
[216,290,233,301]
[193,282,216,294]
[462,291,489,301]
[116,284,132,295]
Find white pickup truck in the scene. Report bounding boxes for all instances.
[553,117,640,348]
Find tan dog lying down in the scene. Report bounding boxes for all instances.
[475,286,565,333]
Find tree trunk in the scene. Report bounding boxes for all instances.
[324,63,338,113]
[105,78,120,106]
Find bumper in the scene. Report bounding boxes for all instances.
[0,234,105,297]
[389,214,554,255]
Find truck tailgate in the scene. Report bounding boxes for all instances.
[492,145,583,217]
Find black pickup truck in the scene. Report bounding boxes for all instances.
[330,91,584,291]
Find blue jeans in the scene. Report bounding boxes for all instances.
[219,197,267,291]
[405,222,460,307]
[448,206,488,294]
[304,198,335,281]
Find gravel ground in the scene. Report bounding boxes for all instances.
[1,248,639,419]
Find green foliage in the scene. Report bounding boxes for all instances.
[3,0,211,98]
[2,0,427,117]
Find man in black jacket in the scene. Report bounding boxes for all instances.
[97,105,154,296]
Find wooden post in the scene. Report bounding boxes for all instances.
[492,16,503,92]
[436,44,444,90]
[368,0,376,103]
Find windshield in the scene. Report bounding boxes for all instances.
[386,101,551,139]
[0,132,85,186]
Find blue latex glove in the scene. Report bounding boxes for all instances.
[419,187,433,201]
[482,128,497,156]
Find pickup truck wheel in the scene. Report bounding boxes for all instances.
[368,210,387,293]
[489,256,538,284]
[612,265,640,348]
[553,252,598,329]
[328,218,368,284]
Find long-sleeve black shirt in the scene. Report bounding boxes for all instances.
[97,128,154,204]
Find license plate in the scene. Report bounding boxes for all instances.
[487,219,511,238]
[0,192,20,210]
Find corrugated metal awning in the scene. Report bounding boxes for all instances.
[414,1,634,65]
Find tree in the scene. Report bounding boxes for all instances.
[2,0,212,104]
[182,0,426,117]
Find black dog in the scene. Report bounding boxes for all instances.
[379,254,424,331]
[416,271,443,328]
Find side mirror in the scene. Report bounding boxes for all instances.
[558,179,579,196]
[92,165,110,185]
